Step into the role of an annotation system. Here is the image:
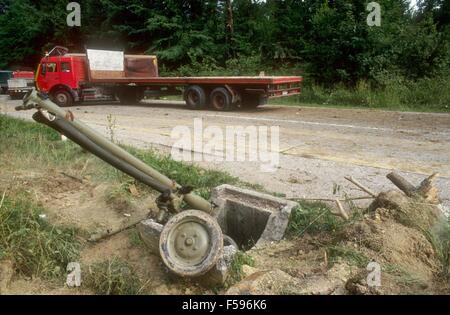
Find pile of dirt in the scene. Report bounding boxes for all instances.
[228,190,449,295]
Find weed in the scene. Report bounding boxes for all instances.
[0,192,80,279]
[106,114,117,143]
[104,179,135,211]
[427,218,450,278]
[226,251,255,285]
[269,75,450,113]
[288,201,345,237]
[128,228,144,247]
[383,264,427,288]
[326,245,370,268]
[85,257,142,295]
[0,115,247,203]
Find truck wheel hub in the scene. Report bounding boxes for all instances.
[187,91,199,104]
[57,94,67,103]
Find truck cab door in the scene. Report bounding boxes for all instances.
[59,61,75,89]
[38,61,59,92]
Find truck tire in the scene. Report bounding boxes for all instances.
[51,89,73,107]
[184,85,207,110]
[210,87,234,111]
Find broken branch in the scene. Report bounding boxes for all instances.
[335,199,349,220]
[287,196,374,202]
[344,176,377,197]
[386,172,417,197]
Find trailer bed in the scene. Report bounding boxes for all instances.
[90,76,303,98]
[90,76,302,85]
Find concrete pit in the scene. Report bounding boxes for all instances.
[211,184,297,250]
[138,184,297,284]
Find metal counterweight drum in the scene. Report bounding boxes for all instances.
[159,210,223,277]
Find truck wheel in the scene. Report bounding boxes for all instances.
[184,85,207,109]
[159,210,223,277]
[210,87,234,111]
[51,89,73,107]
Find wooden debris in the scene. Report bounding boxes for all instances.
[386,172,416,197]
[344,176,377,197]
[335,199,349,220]
[417,173,440,204]
[387,172,440,204]
[288,196,374,202]
[129,184,140,197]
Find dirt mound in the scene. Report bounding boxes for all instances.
[340,207,440,282]
[230,190,449,295]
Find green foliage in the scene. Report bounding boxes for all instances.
[288,201,345,237]
[85,257,142,295]
[0,114,87,169]
[1,0,449,90]
[128,229,144,247]
[226,251,255,285]
[326,245,370,268]
[0,114,244,202]
[0,193,80,279]
[125,145,241,200]
[271,74,450,112]
[427,218,450,277]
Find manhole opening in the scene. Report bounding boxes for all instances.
[217,200,271,251]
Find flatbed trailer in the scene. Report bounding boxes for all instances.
[36,46,302,111]
[7,71,34,99]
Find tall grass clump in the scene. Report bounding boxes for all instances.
[85,257,142,295]
[0,193,80,279]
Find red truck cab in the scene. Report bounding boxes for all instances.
[37,51,87,106]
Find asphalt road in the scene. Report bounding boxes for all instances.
[2,96,449,213]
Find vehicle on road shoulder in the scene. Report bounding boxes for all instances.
[8,71,35,99]
[36,46,303,111]
[0,70,13,94]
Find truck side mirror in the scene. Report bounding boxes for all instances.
[41,65,46,76]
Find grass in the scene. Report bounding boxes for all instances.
[0,114,84,170]
[0,114,247,201]
[269,77,450,113]
[0,192,80,279]
[326,245,370,268]
[85,257,142,295]
[226,251,255,285]
[128,228,144,247]
[287,201,346,237]
[122,145,260,200]
[383,264,428,289]
[427,218,450,278]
